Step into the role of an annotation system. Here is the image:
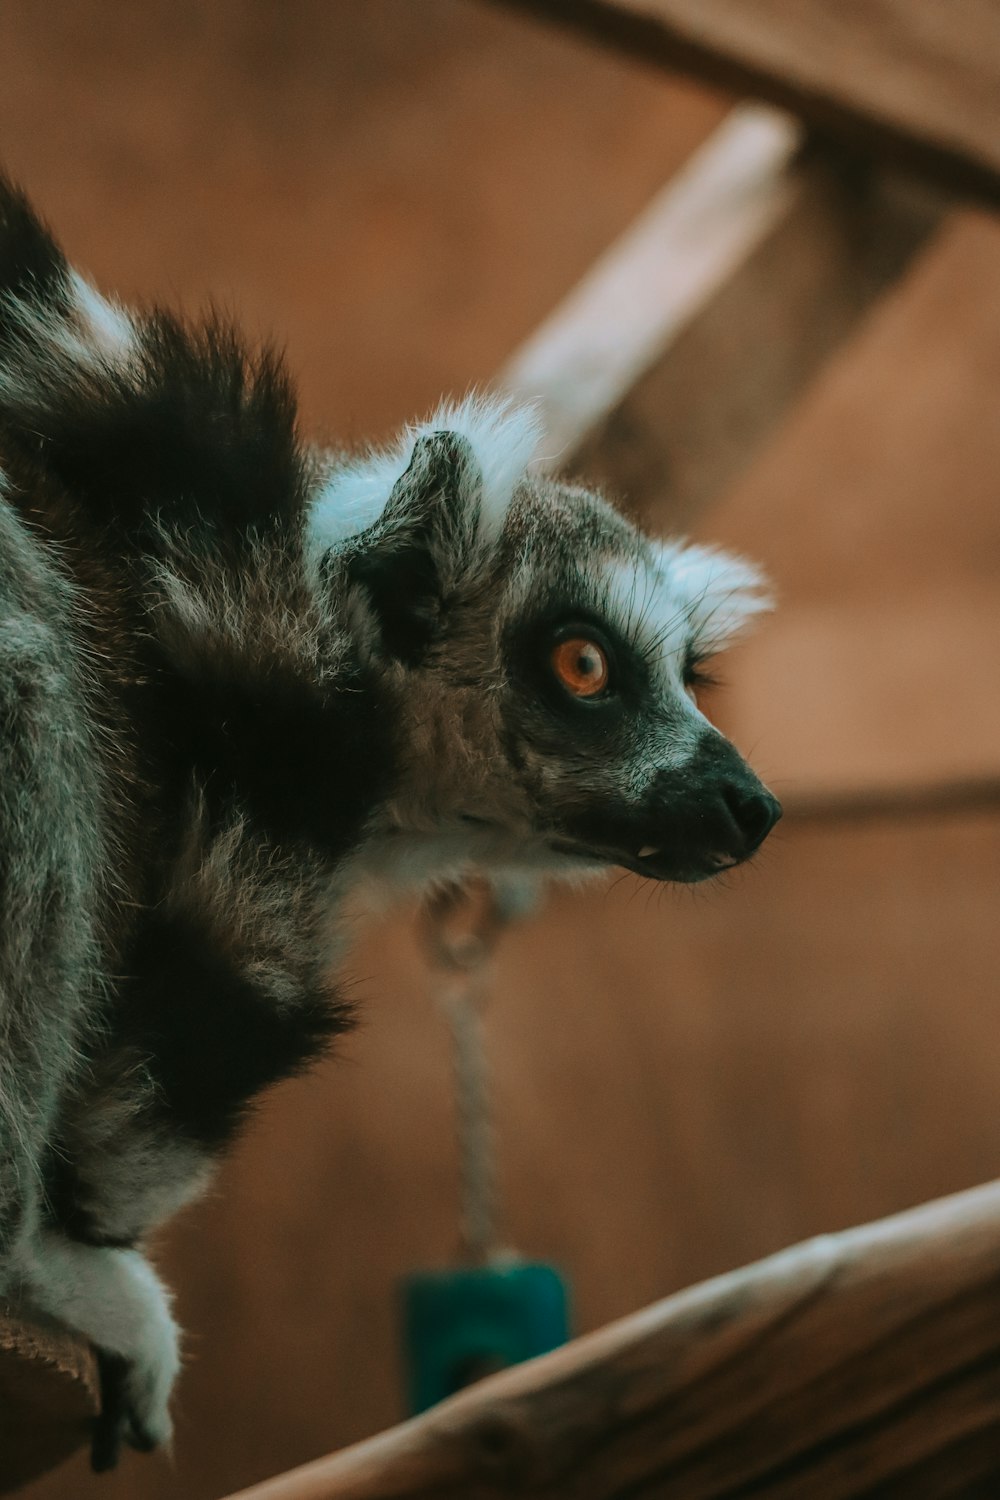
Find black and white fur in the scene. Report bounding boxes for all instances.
[0,182,779,1468]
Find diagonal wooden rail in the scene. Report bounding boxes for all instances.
[495,0,1000,209]
[499,102,940,532]
[7,1178,1000,1494]
[224,1179,1000,1500]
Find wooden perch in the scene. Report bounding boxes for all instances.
[226,1178,1000,1499]
[0,1302,98,1492]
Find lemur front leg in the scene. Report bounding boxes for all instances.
[40,815,352,1467]
[36,1062,213,1468]
[11,1230,180,1470]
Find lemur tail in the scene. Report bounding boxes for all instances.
[0,176,307,551]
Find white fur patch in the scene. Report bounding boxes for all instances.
[656,542,771,655]
[600,542,769,680]
[0,275,137,413]
[306,394,541,560]
[15,1232,180,1447]
[67,270,137,361]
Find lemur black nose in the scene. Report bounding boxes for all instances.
[723,783,782,851]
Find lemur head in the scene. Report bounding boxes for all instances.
[0,182,775,893]
[309,398,780,888]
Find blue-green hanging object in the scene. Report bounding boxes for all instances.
[400,880,572,1415]
[401,1259,570,1414]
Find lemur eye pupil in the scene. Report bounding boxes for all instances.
[551,638,609,698]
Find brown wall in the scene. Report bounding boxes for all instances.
[5,5,1000,1498]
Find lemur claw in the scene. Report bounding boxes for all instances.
[91,1350,129,1472]
[90,1346,168,1470]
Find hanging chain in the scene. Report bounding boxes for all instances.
[421,878,519,1266]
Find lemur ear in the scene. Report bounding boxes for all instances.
[346,430,474,664]
[308,396,540,659]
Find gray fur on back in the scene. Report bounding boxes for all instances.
[0,490,107,1260]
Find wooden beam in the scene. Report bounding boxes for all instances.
[225,1178,1000,1499]
[0,1303,98,1492]
[500,107,940,533]
[500,105,802,476]
[495,0,1000,209]
[783,775,1000,828]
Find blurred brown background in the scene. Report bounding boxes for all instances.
[4,2,1000,1496]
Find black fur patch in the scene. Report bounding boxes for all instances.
[15,315,306,555]
[117,906,350,1151]
[0,181,306,553]
[0,178,70,334]
[348,538,441,665]
[154,650,395,856]
[344,431,472,665]
[42,1152,136,1251]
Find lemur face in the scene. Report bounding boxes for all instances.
[310,399,780,885]
[492,486,780,884]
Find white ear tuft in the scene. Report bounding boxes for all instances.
[423,394,542,543]
[306,393,540,561]
[658,542,772,652]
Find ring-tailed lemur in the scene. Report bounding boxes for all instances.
[0,180,780,1469]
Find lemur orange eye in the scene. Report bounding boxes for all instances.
[551,638,609,698]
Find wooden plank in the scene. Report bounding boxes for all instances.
[500,104,803,475]
[702,212,1000,801]
[785,773,1000,827]
[495,0,1000,208]
[224,1178,1000,1499]
[0,1303,98,1492]
[501,107,939,530]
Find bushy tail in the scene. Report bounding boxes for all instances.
[0,176,307,552]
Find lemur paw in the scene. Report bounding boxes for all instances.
[89,1306,178,1471]
[90,1348,166,1471]
[17,1234,180,1472]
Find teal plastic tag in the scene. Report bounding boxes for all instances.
[400,1260,570,1414]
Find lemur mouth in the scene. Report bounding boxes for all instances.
[459,818,742,884]
[638,844,738,871]
[547,837,733,885]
